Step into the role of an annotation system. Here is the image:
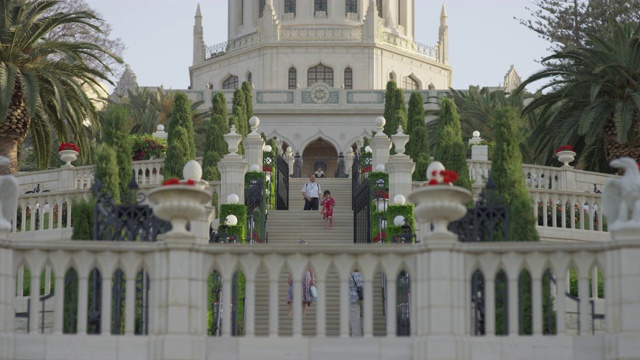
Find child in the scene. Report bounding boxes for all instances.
[321,190,335,229]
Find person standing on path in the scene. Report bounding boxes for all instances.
[302,174,322,210]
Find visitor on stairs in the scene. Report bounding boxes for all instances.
[287,240,316,317]
[302,174,322,210]
[321,190,335,229]
[315,167,325,178]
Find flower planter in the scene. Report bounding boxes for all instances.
[408,185,472,237]
[58,150,79,168]
[556,150,576,167]
[147,185,212,237]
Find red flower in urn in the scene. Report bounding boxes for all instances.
[425,170,459,186]
[163,178,197,186]
[58,142,79,153]
[555,145,574,153]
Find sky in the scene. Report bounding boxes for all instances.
[85,0,551,92]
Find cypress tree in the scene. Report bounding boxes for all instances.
[406,92,429,180]
[169,92,196,159]
[232,89,248,137]
[433,97,472,191]
[491,107,539,241]
[164,127,190,179]
[212,92,228,120]
[241,81,254,121]
[94,144,120,204]
[102,104,132,203]
[382,81,407,137]
[406,92,425,135]
[202,114,229,181]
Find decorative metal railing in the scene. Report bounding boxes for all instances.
[206,31,261,59]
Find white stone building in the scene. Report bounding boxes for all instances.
[185,0,451,175]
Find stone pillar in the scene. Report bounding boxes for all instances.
[242,0,255,30]
[154,236,207,360]
[293,152,302,178]
[605,229,640,360]
[370,116,391,170]
[243,116,265,171]
[285,146,294,175]
[218,125,248,204]
[0,230,14,360]
[469,131,488,161]
[384,0,398,28]
[335,152,346,178]
[386,125,415,201]
[345,149,355,177]
[153,124,168,139]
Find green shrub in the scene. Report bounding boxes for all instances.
[94,144,120,203]
[71,198,95,240]
[131,134,167,161]
[220,204,247,243]
[385,204,415,243]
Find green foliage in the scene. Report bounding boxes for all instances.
[241,81,253,120]
[542,271,557,334]
[202,113,229,181]
[94,144,120,203]
[164,126,190,179]
[102,104,133,202]
[232,89,248,137]
[131,134,167,161]
[491,107,539,241]
[168,92,196,159]
[414,152,430,182]
[518,270,532,335]
[71,198,95,240]
[383,81,407,148]
[369,172,389,242]
[495,271,508,335]
[211,92,228,120]
[433,98,472,191]
[220,204,247,243]
[407,92,425,134]
[385,204,415,243]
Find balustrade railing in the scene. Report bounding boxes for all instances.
[206,31,261,59]
[280,26,363,42]
[3,237,622,359]
[380,31,438,60]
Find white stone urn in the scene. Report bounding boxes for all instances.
[408,185,472,237]
[58,150,78,167]
[556,150,576,167]
[147,185,212,237]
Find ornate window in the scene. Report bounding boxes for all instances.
[223,75,239,89]
[259,0,265,18]
[288,67,297,89]
[346,0,357,14]
[344,67,353,89]
[314,0,327,12]
[308,64,333,87]
[377,0,382,18]
[284,0,296,15]
[402,76,419,90]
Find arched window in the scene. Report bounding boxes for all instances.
[346,0,357,14]
[284,0,296,15]
[402,76,419,90]
[344,67,353,89]
[259,0,265,18]
[223,75,239,89]
[288,67,297,89]
[314,0,327,12]
[308,64,333,86]
[389,72,396,82]
[376,0,382,18]
[247,72,252,85]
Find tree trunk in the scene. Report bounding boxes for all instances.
[0,137,20,174]
[603,119,640,164]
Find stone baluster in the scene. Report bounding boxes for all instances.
[386,125,415,201]
[218,125,247,204]
[243,116,265,171]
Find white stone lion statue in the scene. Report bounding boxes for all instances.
[603,157,640,231]
[0,156,19,230]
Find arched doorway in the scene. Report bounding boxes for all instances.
[302,138,338,178]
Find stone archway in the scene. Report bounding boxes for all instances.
[301,138,338,178]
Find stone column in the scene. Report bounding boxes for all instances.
[0,230,14,359]
[370,116,391,170]
[605,228,640,360]
[285,147,294,175]
[218,125,248,204]
[345,149,355,177]
[242,0,255,30]
[243,116,265,171]
[469,131,488,161]
[386,125,415,201]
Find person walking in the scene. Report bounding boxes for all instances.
[301,174,322,210]
[321,190,335,229]
[349,269,364,336]
[287,240,316,317]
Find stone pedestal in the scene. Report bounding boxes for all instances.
[218,154,248,204]
[385,155,415,202]
[470,145,488,161]
[244,117,265,170]
[371,117,391,169]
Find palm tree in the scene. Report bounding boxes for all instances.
[0,0,121,174]
[519,22,640,172]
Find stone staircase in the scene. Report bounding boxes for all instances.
[254,177,387,336]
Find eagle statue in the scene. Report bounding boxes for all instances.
[602,157,640,231]
[0,156,19,231]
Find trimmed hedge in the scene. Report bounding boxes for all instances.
[385,204,415,243]
[219,204,247,243]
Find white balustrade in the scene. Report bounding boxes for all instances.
[3,238,633,359]
[280,26,363,41]
[132,159,165,186]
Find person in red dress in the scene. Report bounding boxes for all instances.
[321,190,335,229]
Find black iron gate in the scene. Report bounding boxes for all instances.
[352,154,371,243]
[276,155,289,210]
[245,177,266,243]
